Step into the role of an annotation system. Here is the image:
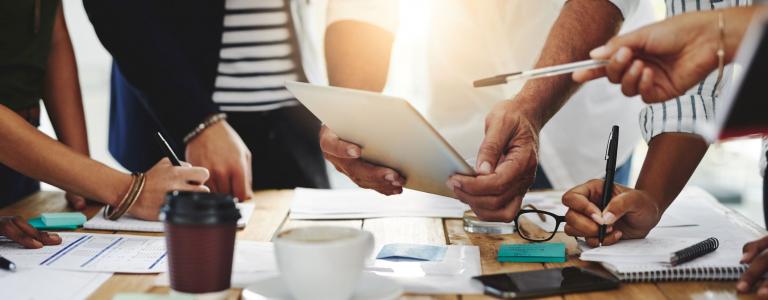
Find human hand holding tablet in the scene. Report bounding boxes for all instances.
[286,81,474,198]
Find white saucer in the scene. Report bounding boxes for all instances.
[242,272,403,300]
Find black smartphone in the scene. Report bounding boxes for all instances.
[472,267,619,299]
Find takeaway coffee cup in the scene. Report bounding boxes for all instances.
[161,191,241,298]
[275,226,374,300]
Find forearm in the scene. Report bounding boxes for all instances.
[325,20,394,92]
[514,0,624,129]
[635,133,708,213]
[0,106,128,206]
[43,3,89,155]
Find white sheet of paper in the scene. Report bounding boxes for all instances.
[368,245,483,294]
[580,237,701,263]
[0,267,111,300]
[155,240,277,287]
[0,232,167,273]
[290,188,470,219]
[84,202,255,232]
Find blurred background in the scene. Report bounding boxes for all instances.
[41,0,765,227]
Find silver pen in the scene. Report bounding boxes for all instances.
[473,59,609,88]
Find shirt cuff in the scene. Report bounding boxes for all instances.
[638,95,717,143]
[326,0,398,32]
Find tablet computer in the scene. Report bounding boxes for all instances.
[285,81,475,198]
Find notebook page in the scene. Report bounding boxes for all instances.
[84,202,255,232]
[580,237,701,263]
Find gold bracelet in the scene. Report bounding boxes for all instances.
[713,12,726,97]
[182,113,228,144]
[105,173,146,220]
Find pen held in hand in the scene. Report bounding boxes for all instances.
[155,132,183,167]
[473,59,609,88]
[598,126,619,246]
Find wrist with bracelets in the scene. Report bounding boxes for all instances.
[183,113,228,144]
[104,172,146,220]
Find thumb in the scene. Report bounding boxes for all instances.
[601,192,638,225]
[476,123,508,175]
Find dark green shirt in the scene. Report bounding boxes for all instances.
[0,0,58,111]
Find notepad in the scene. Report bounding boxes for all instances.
[497,243,566,263]
[83,202,254,232]
[577,187,762,282]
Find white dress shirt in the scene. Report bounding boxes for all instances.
[319,0,658,189]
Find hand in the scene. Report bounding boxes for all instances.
[562,179,662,247]
[738,236,768,298]
[0,216,62,248]
[127,158,210,220]
[572,11,722,102]
[185,120,253,200]
[447,100,539,222]
[319,125,404,195]
[65,192,87,211]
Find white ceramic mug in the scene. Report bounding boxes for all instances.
[274,226,374,300]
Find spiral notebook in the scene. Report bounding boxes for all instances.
[577,187,764,282]
[580,237,741,282]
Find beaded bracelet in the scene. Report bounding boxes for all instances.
[183,113,228,144]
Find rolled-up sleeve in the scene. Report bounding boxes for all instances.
[638,94,717,143]
[326,0,398,32]
[605,0,639,19]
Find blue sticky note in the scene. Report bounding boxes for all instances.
[376,243,447,261]
[497,242,566,263]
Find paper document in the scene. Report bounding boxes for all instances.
[368,245,483,294]
[0,232,167,273]
[84,202,255,232]
[0,267,111,300]
[155,241,277,287]
[290,188,470,219]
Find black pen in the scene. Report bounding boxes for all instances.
[155,132,182,166]
[598,125,619,246]
[0,255,16,272]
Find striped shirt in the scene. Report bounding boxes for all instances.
[214,0,303,112]
[640,0,753,142]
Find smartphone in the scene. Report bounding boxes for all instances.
[472,267,619,299]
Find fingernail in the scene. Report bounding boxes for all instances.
[760,287,768,296]
[737,281,748,292]
[615,231,623,239]
[384,173,395,182]
[590,213,605,224]
[478,161,492,174]
[451,179,462,189]
[391,181,402,187]
[741,253,749,262]
[603,212,616,224]
[615,47,631,63]
[347,147,360,158]
[445,181,454,190]
[590,45,609,58]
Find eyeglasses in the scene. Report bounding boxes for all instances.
[462,204,565,242]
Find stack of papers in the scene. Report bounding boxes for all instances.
[84,202,255,232]
[290,188,470,219]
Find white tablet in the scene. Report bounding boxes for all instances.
[285,81,475,198]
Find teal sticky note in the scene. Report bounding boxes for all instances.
[113,293,194,300]
[28,217,79,230]
[497,242,566,263]
[40,212,86,227]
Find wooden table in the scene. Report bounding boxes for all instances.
[1,190,762,300]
